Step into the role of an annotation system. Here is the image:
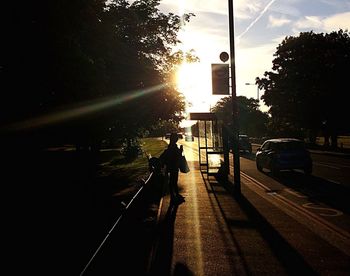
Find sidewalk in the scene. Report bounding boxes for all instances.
[148,160,350,275]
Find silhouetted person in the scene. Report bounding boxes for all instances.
[148,156,162,174]
[160,133,185,205]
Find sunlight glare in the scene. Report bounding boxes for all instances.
[176,62,212,111]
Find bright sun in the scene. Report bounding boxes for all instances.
[175,62,212,111]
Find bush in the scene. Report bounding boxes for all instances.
[121,139,143,160]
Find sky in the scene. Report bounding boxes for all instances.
[156,0,350,126]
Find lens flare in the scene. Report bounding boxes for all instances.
[3,84,166,132]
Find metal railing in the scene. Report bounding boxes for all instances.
[79,158,158,276]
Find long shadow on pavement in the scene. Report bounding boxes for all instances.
[206,173,318,275]
[149,203,178,276]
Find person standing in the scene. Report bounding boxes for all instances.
[160,133,185,205]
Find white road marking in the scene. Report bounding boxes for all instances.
[313,162,340,170]
[303,203,343,217]
[284,188,307,198]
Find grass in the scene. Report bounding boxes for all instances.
[29,138,169,214]
[141,137,169,157]
[97,138,168,188]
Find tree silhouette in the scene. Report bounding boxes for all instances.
[256,30,350,147]
[2,0,195,150]
[211,96,269,138]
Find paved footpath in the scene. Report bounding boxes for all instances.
[148,160,350,276]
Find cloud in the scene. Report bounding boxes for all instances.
[268,15,291,27]
[294,16,323,30]
[293,12,350,33]
[324,11,350,31]
[159,0,228,15]
[235,1,262,20]
[160,0,275,21]
[320,0,350,10]
[186,11,228,37]
[269,1,302,17]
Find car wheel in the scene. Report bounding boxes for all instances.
[256,161,263,172]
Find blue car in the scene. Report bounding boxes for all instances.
[256,138,312,175]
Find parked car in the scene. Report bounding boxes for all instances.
[239,134,252,153]
[256,138,312,175]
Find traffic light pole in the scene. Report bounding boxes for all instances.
[228,0,241,194]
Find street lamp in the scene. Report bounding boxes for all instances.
[228,0,241,194]
[245,82,259,101]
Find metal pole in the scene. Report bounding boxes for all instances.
[228,0,241,193]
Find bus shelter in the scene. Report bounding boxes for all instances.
[189,112,228,178]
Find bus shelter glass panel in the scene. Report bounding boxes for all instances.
[200,148,207,165]
[213,120,223,149]
[205,120,224,176]
[198,120,206,146]
[198,120,207,167]
[205,120,223,151]
[205,121,213,148]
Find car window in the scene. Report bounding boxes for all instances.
[270,143,278,150]
[261,142,270,150]
[275,141,305,150]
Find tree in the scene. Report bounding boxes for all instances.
[101,0,194,148]
[256,30,350,147]
[2,0,195,150]
[211,96,269,138]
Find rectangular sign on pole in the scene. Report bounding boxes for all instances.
[211,64,229,95]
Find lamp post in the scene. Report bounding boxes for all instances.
[245,82,259,101]
[228,0,241,194]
